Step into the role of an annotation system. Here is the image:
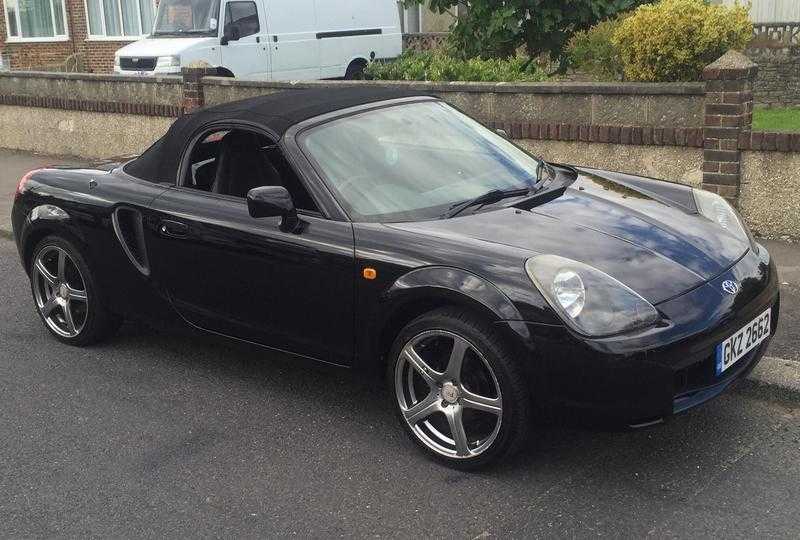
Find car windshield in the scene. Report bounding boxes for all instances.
[299,101,544,222]
[152,0,220,35]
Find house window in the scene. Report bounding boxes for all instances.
[4,0,68,40]
[85,0,157,38]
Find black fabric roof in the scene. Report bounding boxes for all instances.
[125,87,429,184]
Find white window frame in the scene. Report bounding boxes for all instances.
[3,0,70,42]
[83,0,157,41]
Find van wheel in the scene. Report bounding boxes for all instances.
[345,60,367,80]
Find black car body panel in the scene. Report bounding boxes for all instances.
[11,90,779,426]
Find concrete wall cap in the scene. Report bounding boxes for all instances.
[200,76,704,96]
[0,71,181,84]
[704,50,759,80]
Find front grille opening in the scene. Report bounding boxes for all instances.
[112,207,150,276]
[120,57,156,71]
[674,353,717,395]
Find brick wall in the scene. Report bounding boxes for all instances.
[0,0,134,73]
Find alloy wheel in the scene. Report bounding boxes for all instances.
[32,246,89,338]
[394,330,503,459]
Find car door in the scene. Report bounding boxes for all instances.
[145,133,355,366]
[219,0,270,79]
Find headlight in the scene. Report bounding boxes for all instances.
[156,55,181,68]
[525,255,659,337]
[693,188,752,244]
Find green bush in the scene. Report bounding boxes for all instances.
[612,0,752,82]
[567,14,629,81]
[365,50,548,83]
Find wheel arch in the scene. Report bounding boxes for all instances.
[363,266,532,373]
[345,57,369,78]
[21,205,88,274]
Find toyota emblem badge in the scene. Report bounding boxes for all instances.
[722,280,739,295]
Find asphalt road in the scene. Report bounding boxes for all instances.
[2,238,800,538]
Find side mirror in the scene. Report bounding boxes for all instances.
[221,25,240,46]
[495,128,510,140]
[247,186,300,232]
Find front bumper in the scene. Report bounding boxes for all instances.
[113,67,182,76]
[524,244,780,426]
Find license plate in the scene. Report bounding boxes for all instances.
[716,308,771,375]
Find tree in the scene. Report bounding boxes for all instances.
[408,0,651,61]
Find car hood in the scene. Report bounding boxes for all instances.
[116,37,215,57]
[387,169,749,305]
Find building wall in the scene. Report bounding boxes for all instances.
[400,1,458,34]
[421,6,456,33]
[0,0,139,73]
[717,0,800,23]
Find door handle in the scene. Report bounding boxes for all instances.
[159,220,189,239]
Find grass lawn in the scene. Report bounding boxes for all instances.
[752,107,800,132]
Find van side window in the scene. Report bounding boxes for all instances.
[224,1,259,39]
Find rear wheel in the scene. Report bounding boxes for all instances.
[30,235,122,346]
[387,308,531,469]
[345,60,367,80]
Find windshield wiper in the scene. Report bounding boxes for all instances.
[535,159,557,188]
[443,188,530,219]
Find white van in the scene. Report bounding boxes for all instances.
[114,0,402,80]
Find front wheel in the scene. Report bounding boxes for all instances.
[387,308,531,469]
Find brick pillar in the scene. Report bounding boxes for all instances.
[702,50,758,206]
[181,62,217,113]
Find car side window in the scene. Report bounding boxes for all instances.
[223,1,259,39]
[183,128,319,213]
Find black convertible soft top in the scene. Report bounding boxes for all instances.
[125,87,429,184]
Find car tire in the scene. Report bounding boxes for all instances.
[29,235,123,346]
[387,307,531,469]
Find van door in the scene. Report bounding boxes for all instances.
[219,0,270,79]
[265,0,320,80]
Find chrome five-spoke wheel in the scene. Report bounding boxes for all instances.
[32,246,89,338]
[394,330,503,460]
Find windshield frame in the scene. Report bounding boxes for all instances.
[292,97,544,223]
[151,0,221,37]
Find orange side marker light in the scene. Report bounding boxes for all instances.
[363,267,378,280]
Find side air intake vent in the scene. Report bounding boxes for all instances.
[112,207,150,276]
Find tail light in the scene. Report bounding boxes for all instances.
[15,169,40,198]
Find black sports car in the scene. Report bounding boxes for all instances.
[12,88,780,468]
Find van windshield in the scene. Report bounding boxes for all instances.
[153,0,220,36]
